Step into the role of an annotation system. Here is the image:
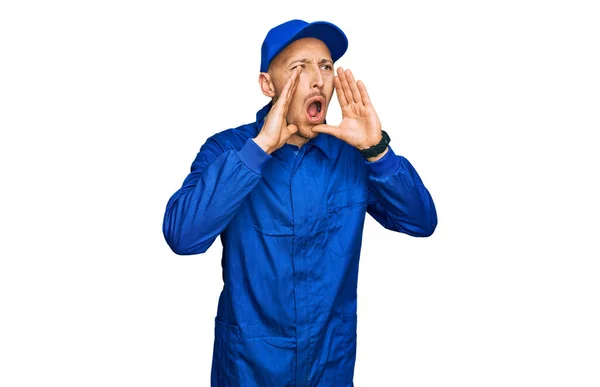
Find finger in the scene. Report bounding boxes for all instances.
[283,68,302,116]
[274,67,300,114]
[286,68,301,109]
[312,124,341,138]
[345,69,363,105]
[284,124,298,138]
[337,67,354,104]
[334,76,348,107]
[278,68,299,107]
[357,80,372,107]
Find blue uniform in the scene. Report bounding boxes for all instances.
[163,102,437,386]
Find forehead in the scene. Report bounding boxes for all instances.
[276,37,332,64]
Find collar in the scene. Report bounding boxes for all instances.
[255,101,333,162]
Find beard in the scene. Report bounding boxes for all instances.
[294,123,320,140]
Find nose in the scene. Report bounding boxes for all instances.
[309,64,324,89]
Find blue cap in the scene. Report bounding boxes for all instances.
[260,19,348,73]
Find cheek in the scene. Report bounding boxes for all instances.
[289,97,305,118]
[284,96,304,122]
[290,84,309,113]
[324,86,335,109]
[323,76,334,96]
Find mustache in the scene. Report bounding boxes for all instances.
[304,90,326,104]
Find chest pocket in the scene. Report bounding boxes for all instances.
[326,187,368,260]
[327,187,368,215]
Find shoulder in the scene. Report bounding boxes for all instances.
[188,121,258,172]
[202,121,258,153]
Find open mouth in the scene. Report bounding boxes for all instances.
[306,97,325,122]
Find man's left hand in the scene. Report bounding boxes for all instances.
[312,67,385,154]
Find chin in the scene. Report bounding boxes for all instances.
[296,125,320,140]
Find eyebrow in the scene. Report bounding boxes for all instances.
[288,58,333,66]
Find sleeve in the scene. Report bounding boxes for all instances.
[365,146,438,237]
[162,137,272,255]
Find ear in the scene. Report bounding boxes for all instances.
[258,72,276,98]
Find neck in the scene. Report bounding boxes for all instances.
[286,133,310,148]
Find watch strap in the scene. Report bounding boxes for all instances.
[359,130,390,159]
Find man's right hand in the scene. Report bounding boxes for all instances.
[253,67,301,154]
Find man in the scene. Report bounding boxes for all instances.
[163,19,437,386]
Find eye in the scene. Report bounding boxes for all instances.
[321,64,333,70]
[291,64,306,70]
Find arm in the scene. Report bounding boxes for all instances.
[365,145,437,237]
[312,67,436,236]
[163,67,302,255]
[162,137,271,255]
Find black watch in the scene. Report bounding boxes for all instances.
[359,130,390,159]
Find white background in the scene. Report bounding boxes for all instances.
[1,0,599,386]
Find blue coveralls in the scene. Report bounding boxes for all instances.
[163,102,437,386]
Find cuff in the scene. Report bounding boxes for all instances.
[365,145,401,178]
[238,138,272,174]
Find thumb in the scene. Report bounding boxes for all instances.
[312,124,340,138]
[285,124,298,137]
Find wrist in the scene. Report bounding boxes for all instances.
[253,134,276,155]
[358,136,382,150]
[366,146,389,162]
[358,130,391,160]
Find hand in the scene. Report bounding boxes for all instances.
[312,67,383,150]
[254,67,301,154]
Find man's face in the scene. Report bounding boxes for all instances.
[267,38,335,140]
